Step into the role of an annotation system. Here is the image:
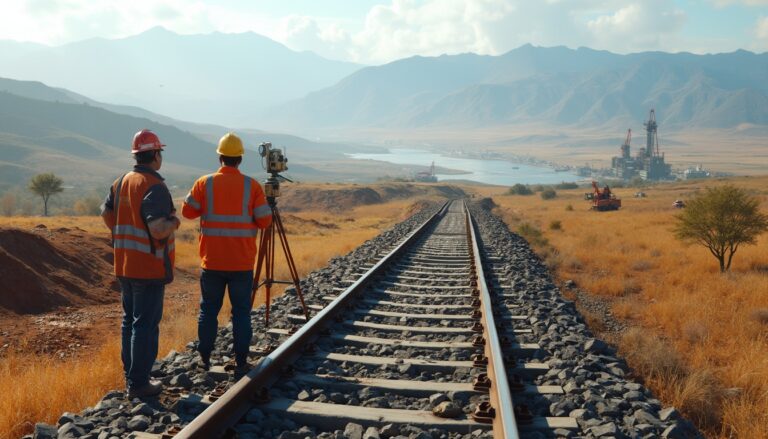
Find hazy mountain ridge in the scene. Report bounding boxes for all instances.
[263,46,768,132]
[0,77,386,188]
[0,27,362,125]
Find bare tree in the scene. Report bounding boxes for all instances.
[674,185,768,272]
[28,173,64,216]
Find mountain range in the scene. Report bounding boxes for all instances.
[3,29,767,136]
[0,77,380,190]
[0,27,361,125]
[262,45,768,134]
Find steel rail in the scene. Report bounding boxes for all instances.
[174,201,451,439]
[464,201,520,438]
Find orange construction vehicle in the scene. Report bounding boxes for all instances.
[591,181,621,211]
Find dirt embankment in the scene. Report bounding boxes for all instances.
[0,226,118,315]
[280,183,468,212]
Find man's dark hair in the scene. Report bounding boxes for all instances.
[220,155,242,167]
[135,150,159,165]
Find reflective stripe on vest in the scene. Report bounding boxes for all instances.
[114,238,175,259]
[202,175,253,223]
[200,227,259,237]
[111,170,175,280]
[113,224,150,239]
[253,204,271,219]
[184,193,201,210]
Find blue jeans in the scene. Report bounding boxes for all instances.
[198,269,254,365]
[119,278,164,389]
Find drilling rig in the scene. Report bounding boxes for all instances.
[640,109,671,181]
[610,109,672,181]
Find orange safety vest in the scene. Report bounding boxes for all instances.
[182,167,272,271]
[111,171,175,281]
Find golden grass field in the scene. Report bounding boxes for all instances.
[479,176,768,438]
[0,198,424,439]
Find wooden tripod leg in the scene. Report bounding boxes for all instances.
[273,206,310,321]
[264,223,275,326]
[250,227,270,309]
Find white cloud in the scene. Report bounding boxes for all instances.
[755,16,768,48]
[0,0,277,45]
[0,0,750,63]
[275,0,691,64]
[710,0,768,6]
[586,1,686,50]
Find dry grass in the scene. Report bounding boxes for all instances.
[0,198,420,439]
[481,176,768,438]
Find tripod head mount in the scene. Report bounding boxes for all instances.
[263,172,293,207]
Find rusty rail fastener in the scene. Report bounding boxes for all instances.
[208,385,227,402]
[161,425,182,438]
[471,401,495,423]
[252,386,270,404]
[471,321,484,333]
[471,310,482,319]
[509,373,525,392]
[473,373,491,392]
[514,404,534,425]
[471,353,488,368]
[471,335,485,347]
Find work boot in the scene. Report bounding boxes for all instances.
[234,362,251,380]
[199,353,211,371]
[128,380,163,399]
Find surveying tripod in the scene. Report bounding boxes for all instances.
[250,172,310,326]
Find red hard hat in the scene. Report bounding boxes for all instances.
[131,129,165,154]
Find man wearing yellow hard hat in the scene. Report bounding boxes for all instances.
[182,133,272,377]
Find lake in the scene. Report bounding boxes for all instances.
[347,148,583,186]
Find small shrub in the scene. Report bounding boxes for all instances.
[750,309,768,325]
[683,321,709,345]
[540,188,557,200]
[565,204,574,211]
[555,182,579,189]
[507,184,533,195]
[631,260,654,272]
[549,220,562,230]
[517,222,548,246]
[621,278,642,295]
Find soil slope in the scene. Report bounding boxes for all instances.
[0,226,117,315]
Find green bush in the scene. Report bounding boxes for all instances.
[507,184,533,195]
[540,188,557,200]
[518,222,549,246]
[555,182,578,190]
[549,220,562,230]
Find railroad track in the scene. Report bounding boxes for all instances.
[161,200,577,439]
[30,200,699,439]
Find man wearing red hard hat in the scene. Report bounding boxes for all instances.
[101,129,180,398]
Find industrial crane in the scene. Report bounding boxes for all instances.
[621,129,632,160]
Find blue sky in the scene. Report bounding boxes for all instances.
[2,0,767,64]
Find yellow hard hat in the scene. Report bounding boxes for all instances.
[217,132,245,157]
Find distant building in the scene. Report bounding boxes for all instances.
[611,109,672,181]
[684,165,710,179]
[415,161,437,182]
